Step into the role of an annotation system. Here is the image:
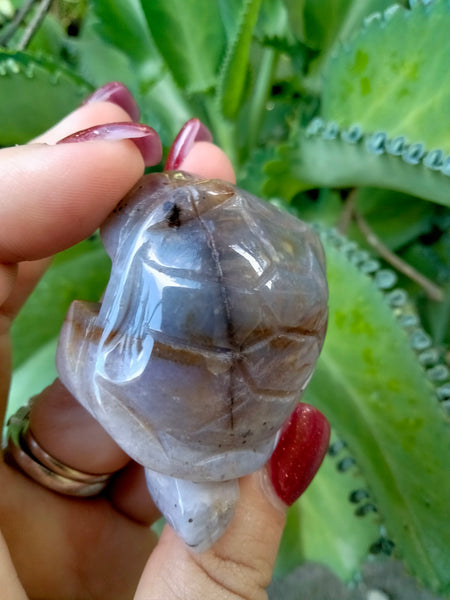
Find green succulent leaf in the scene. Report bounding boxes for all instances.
[73,10,192,146]
[255,0,293,46]
[276,437,381,580]
[74,16,140,93]
[351,188,436,251]
[11,236,110,370]
[0,50,92,145]
[263,127,450,206]
[321,0,450,154]
[27,14,67,59]
[217,0,247,39]
[282,0,404,93]
[265,1,450,205]
[6,339,58,429]
[304,231,450,594]
[89,0,159,83]
[290,188,343,229]
[140,0,227,94]
[284,0,401,52]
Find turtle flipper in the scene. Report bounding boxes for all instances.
[145,468,239,552]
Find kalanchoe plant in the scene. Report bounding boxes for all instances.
[2,0,450,598]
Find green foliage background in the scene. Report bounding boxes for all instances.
[1,1,449,597]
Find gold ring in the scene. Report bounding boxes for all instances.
[4,404,113,497]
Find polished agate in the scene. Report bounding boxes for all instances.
[56,171,328,551]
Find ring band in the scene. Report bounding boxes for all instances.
[5,404,113,497]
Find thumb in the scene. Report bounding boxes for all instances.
[135,404,330,600]
[135,473,285,600]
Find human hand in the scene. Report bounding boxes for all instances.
[0,83,329,600]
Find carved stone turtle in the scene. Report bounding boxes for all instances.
[56,171,328,551]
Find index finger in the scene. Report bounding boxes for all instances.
[0,102,157,264]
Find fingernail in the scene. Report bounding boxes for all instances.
[83,81,140,121]
[269,403,330,506]
[165,118,213,171]
[58,122,162,167]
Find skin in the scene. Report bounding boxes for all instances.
[0,103,285,600]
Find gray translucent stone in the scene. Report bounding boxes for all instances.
[145,470,239,552]
[56,171,328,550]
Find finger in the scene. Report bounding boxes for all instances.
[29,379,130,475]
[0,532,28,600]
[0,101,163,264]
[28,379,161,526]
[108,462,162,525]
[0,142,142,263]
[135,472,286,600]
[0,460,157,600]
[179,141,236,183]
[0,102,136,321]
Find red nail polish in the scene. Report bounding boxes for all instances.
[83,81,140,122]
[57,122,162,167]
[165,118,213,171]
[269,403,330,506]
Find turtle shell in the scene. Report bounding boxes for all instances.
[57,171,328,481]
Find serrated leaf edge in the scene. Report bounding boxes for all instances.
[316,224,450,413]
[312,224,450,590]
[216,0,262,120]
[0,49,93,89]
[305,117,450,178]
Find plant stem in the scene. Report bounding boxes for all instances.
[246,47,278,160]
[338,189,443,301]
[17,0,53,51]
[337,189,356,234]
[0,0,35,47]
[354,209,444,303]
